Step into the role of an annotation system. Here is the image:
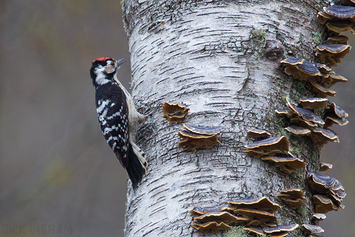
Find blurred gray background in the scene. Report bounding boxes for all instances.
[0,1,354,236]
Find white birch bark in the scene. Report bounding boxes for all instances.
[122,0,327,236]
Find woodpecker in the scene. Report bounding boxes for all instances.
[90,57,147,188]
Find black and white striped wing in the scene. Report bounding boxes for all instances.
[95,85,129,168]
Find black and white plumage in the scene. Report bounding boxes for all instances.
[90,57,147,188]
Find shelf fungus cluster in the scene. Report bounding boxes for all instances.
[312,213,326,225]
[318,4,355,34]
[275,2,352,232]
[190,197,299,236]
[177,124,224,151]
[324,102,349,128]
[308,170,346,213]
[302,223,324,235]
[281,57,347,97]
[245,129,305,173]
[315,28,351,67]
[316,43,351,67]
[277,189,306,210]
[162,102,189,123]
[276,97,340,147]
[228,197,281,227]
[245,224,299,237]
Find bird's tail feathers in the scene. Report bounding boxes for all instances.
[126,144,147,189]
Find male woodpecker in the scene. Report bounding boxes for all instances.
[90,57,147,188]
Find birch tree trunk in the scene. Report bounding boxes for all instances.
[122,1,327,236]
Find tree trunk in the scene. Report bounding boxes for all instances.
[122,1,327,236]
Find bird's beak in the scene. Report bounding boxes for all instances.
[116,58,125,67]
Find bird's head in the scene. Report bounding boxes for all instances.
[90,57,125,87]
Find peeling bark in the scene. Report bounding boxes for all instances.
[122,1,327,236]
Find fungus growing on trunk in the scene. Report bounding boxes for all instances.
[319,162,333,171]
[245,136,289,157]
[318,5,355,34]
[191,221,231,233]
[277,189,307,209]
[177,124,224,151]
[327,35,349,44]
[281,58,348,97]
[308,170,346,213]
[228,197,281,213]
[189,197,282,233]
[193,211,248,224]
[162,102,189,123]
[189,205,234,217]
[263,224,299,236]
[312,213,326,225]
[285,126,312,136]
[276,98,340,147]
[261,155,306,174]
[310,127,339,147]
[324,102,349,128]
[302,223,324,235]
[247,129,272,141]
[244,224,299,237]
[298,97,328,110]
[316,43,351,67]
[234,208,277,226]
[313,194,340,213]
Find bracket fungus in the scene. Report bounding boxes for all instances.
[244,224,298,237]
[298,97,328,110]
[319,162,333,171]
[281,57,322,82]
[309,80,337,97]
[286,98,325,125]
[308,170,346,213]
[228,197,281,213]
[318,5,355,34]
[312,213,327,224]
[162,102,189,123]
[327,34,349,44]
[302,224,324,235]
[264,224,299,235]
[245,136,289,157]
[275,108,294,117]
[193,211,248,224]
[189,205,234,217]
[177,124,223,151]
[310,127,339,147]
[191,221,231,233]
[334,0,355,5]
[285,126,312,136]
[281,58,348,97]
[324,102,349,128]
[189,206,245,233]
[189,197,282,233]
[234,208,277,226]
[247,129,272,141]
[316,43,351,67]
[277,98,340,147]
[261,155,306,174]
[277,189,306,209]
[244,226,265,235]
[313,194,341,213]
[308,171,337,193]
[183,124,225,135]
